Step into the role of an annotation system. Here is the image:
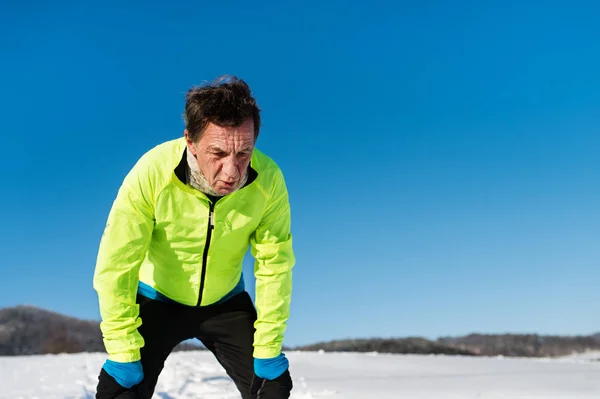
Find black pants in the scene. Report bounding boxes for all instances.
[95,291,292,399]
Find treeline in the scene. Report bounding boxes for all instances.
[437,333,600,357]
[292,337,477,356]
[293,333,600,357]
[1,305,598,358]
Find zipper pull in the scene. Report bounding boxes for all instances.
[209,210,215,229]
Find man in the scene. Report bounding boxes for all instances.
[93,75,295,399]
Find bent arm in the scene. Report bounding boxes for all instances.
[93,163,155,362]
[250,168,295,359]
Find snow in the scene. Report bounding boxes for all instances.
[1,350,599,398]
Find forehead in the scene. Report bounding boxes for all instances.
[200,119,255,148]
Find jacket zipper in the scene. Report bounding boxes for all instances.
[197,200,215,306]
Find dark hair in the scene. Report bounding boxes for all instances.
[183,75,261,142]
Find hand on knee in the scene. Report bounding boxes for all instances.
[253,353,289,380]
[103,359,144,389]
[251,354,292,398]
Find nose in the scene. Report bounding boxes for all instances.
[222,155,239,180]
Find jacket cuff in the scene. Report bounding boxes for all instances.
[108,349,141,363]
[253,345,281,359]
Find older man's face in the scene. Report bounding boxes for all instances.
[185,118,255,195]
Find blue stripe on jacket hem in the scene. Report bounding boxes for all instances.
[137,274,246,306]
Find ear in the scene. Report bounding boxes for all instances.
[184,129,197,155]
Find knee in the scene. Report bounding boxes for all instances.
[249,369,293,399]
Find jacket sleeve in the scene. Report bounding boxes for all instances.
[250,167,295,359]
[93,158,155,363]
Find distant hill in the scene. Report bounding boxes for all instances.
[291,337,477,356]
[292,333,600,358]
[0,305,202,356]
[436,333,600,357]
[1,305,598,358]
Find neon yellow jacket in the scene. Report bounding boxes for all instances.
[93,137,295,362]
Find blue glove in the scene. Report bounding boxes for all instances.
[254,353,289,380]
[103,359,144,388]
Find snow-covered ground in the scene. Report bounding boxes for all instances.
[1,350,599,398]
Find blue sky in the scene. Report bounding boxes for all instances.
[1,0,599,347]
